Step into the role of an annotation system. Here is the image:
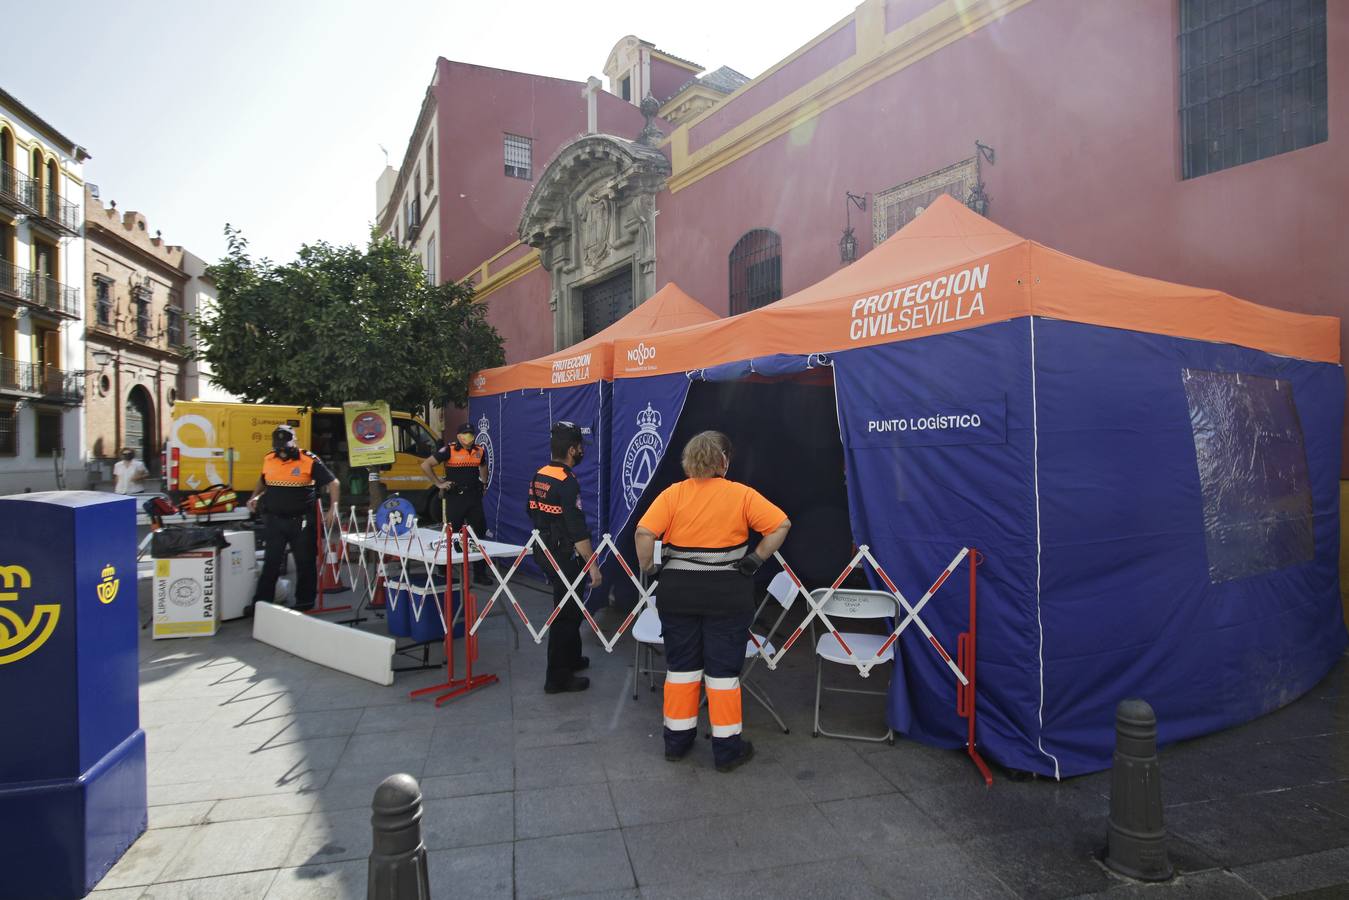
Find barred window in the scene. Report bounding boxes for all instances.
[504,134,532,180]
[0,404,15,456]
[134,286,152,337]
[167,305,184,347]
[95,277,112,326]
[728,229,782,316]
[1180,0,1327,179]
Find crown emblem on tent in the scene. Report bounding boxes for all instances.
[477,415,490,434]
[636,403,661,431]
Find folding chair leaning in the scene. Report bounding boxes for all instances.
[811,588,902,744]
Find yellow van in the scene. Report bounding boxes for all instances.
[166,401,438,506]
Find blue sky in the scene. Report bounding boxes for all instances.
[1,0,854,266]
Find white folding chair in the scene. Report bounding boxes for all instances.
[811,588,902,744]
[630,605,789,733]
[743,570,799,680]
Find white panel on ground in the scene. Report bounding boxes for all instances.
[251,602,396,686]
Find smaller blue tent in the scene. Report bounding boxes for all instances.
[468,283,718,558]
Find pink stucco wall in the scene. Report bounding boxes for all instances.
[481,265,553,364]
[649,57,697,104]
[687,21,857,152]
[657,0,1348,462]
[434,60,652,283]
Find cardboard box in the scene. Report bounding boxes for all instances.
[152,549,218,639]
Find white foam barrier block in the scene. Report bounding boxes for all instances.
[252,602,395,686]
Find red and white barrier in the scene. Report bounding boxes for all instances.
[335,517,991,784]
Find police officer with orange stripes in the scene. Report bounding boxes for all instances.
[421,422,489,580]
[635,431,791,772]
[528,421,602,694]
[247,425,340,613]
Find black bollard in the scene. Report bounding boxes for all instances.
[368,773,431,900]
[1104,699,1172,882]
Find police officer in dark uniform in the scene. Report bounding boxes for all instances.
[528,421,602,693]
[422,422,489,580]
[247,425,340,613]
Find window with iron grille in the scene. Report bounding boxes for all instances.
[95,277,112,326]
[1180,0,1327,179]
[167,304,184,347]
[425,134,434,191]
[134,286,151,337]
[0,404,15,456]
[426,236,437,286]
[504,134,532,180]
[728,229,783,316]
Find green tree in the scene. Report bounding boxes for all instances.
[193,227,504,413]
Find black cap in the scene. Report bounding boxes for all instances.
[456,421,474,434]
[551,420,583,443]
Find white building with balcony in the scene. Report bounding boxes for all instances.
[0,87,89,493]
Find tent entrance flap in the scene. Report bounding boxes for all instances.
[621,370,853,589]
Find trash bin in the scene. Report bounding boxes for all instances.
[150,526,227,640]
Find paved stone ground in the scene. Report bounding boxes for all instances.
[92,578,1349,899]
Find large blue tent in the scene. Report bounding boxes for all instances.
[599,196,1344,776]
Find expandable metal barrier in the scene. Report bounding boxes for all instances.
[321,506,991,784]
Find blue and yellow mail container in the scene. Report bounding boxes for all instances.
[0,492,146,898]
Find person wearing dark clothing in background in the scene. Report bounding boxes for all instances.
[422,421,489,581]
[527,421,602,693]
[248,425,339,613]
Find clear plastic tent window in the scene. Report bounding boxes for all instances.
[1182,369,1314,583]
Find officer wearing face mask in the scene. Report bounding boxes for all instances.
[247,424,340,613]
[420,422,489,580]
[527,421,602,693]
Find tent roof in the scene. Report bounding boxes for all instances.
[611,195,1339,379]
[472,281,719,395]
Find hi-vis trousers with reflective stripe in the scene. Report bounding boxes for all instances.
[660,609,752,766]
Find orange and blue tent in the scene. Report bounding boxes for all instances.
[598,195,1343,776]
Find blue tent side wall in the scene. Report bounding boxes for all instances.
[1033,320,1347,776]
[833,320,1047,775]
[471,381,607,549]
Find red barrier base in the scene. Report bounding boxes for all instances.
[304,597,352,615]
[409,672,500,707]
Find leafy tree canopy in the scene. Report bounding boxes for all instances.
[193,227,504,413]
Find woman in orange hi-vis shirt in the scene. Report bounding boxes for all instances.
[635,431,791,772]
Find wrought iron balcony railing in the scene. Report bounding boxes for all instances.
[37,185,81,234]
[0,359,84,404]
[29,270,82,318]
[0,161,38,212]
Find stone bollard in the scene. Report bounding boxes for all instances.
[1104,699,1173,882]
[368,773,431,900]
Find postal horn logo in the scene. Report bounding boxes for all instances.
[622,404,663,509]
[97,563,120,605]
[476,415,495,491]
[0,564,60,666]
